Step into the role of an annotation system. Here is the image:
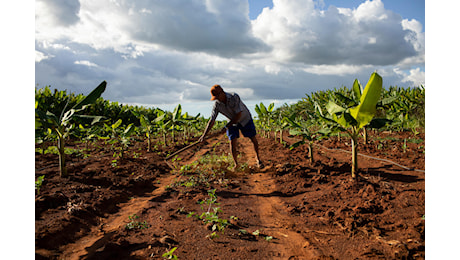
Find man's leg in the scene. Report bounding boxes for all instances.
[227,125,240,169]
[230,138,239,169]
[249,136,263,167]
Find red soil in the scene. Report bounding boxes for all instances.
[35,130,424,259]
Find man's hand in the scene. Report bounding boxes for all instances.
[220,127,227,134]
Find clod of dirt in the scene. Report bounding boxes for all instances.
[159,235,178,245]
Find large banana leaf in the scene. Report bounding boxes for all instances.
[349,72,382,129]
[71,81,107,111]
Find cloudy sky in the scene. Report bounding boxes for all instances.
[35,0,425,117]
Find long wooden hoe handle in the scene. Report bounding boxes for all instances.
[165,131,223,160]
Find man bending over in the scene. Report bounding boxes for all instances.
[199,84,263,170]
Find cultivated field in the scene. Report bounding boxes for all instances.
[36,130,424,259]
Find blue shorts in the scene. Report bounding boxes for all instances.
[227,119,257,140]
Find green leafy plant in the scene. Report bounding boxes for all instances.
[105,119,136,159]
[255,102,275,138]
[284,113,330,164]
[173,154,235,188]
[35,81,106,177]
[125,214,149,230]
[188,189,229,238]
[162,247,178,260]
[320,72,388,178]
[35,175,45,195]
[264,235,273,242]
[133,110,165,152]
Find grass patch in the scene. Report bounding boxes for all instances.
[172,154,248,188]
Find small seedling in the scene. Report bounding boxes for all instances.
[264,236,273,242]
[35,175,45,195]
[162,247,178,260]
[188,189,230,236]
[206,232,219,240]
[125,214,149,230]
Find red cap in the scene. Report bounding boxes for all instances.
[210,84,223,100]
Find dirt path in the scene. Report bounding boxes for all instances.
[230,137,320,259]
[247,171,320,259]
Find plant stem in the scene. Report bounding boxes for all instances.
[57,135,67,177]
[351,133,358,179]
[363,127,368,144]
[147,132,151,152]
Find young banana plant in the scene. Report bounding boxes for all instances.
[35,81,106,177]
[320,72,387,178]
[255,102,275,138]
[135,111,165,152]
[284,113,331,164]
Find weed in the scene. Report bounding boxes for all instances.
[188,189,229,238]
[111,159,118,168]
[35,146,82,156]
[206,232,219,240]
[35,175,45,195]
[264,236,273,242]
[132,151,141,159]
[125,214,149,230]
[162,247,178,260]
[173,154,234,189]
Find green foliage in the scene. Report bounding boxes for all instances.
[125,214,149,230]
[320,72,386,178]
[35,175,45,195]
[255,102,276,138]
[35,74,424,183]
[35,81,107,177]
[133,110,165,151]
[173,154,237,188]
[162,247,178,260]
[284,113,331,163]
[188,189,230,239]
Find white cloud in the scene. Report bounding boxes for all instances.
[252,0,421,66]
[353,0,388,22]
[35,0,425,109]
[74,60,98,67]
[36,0,80,27]
[394,67,425,87]
[403,68,425,87]
[35,50,52,62]
[302,64,371,76]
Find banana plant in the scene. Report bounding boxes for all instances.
[103,119,136,158]
[284,112,331,164]
[320,72,387,178]
[133,110,166,152]
[181,112,201,141]
[168,104,186,143]
[35,81,107,177]
[77,117,105,151]
[255,102,275,138]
